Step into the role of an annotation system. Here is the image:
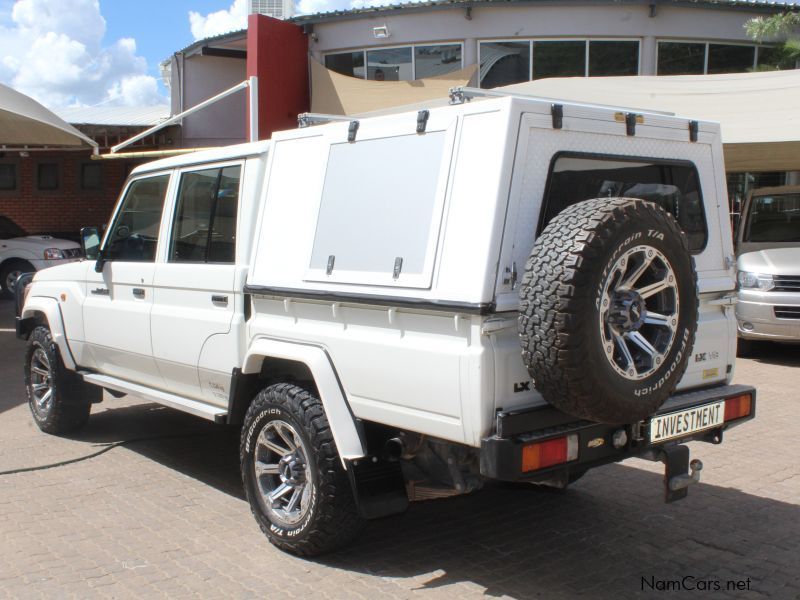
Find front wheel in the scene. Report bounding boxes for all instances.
[24,326,99,434]
[240,383,364,556]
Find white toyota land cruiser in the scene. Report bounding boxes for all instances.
[16,90,756,556]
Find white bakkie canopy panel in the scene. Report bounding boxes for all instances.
[247,96,725,311]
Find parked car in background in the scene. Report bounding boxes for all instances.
[0,216,82,297]
[735,185,800,354]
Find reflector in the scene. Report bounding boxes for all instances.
[724,394,752,422]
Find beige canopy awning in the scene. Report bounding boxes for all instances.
[0,83,97,148]
[310,58,477,116]
[501,70,800,173]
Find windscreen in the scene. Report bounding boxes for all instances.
[744,193,800,243]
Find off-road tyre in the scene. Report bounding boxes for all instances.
[519,197,698,424]
[1,259,34,298]
[24,326,98,434]
[240,383,364,556]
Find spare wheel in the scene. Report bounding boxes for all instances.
[518,197,698,424]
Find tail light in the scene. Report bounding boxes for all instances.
[724,394,752,422]
[522,434,579,472]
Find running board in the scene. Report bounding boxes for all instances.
[80,372,228,423]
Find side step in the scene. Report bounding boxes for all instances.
[80,372,228,423]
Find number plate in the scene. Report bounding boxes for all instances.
[649,401,725,443]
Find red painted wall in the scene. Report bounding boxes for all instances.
[246,14,309,140]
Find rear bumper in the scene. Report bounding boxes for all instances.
[480,384,756,495]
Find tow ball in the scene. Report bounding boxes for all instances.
[642,444,703,503]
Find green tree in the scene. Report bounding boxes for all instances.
[745,12,800,70]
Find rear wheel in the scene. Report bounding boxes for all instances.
[240,383,364,556]
[24,326,98,434]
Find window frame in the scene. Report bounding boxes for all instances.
[0,159,20,197]
[478,37,641,87]
[166,160,244,266]
[323,41,464,81]
[34,160,63,195]
[538,151,709,254]
[78,161,104,194]
[655,39,777,75]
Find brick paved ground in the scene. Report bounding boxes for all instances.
[1,298,798,599]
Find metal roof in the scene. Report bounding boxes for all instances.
[55,105,170,127]
[290,0,799,24]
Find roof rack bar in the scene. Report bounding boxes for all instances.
[298,113,353,128]
[448,86,674,117]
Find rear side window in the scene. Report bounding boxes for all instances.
[169,165,241,263]
[541,154,708,253]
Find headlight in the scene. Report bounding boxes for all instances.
[43,248,64,260]
[737,271,774,291]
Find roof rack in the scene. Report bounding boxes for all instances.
[448,86,674,117]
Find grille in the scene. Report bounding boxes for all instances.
[62,248,83,258]
[773,275,800,293]
[774,306,800,320]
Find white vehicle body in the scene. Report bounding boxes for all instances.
[735,186,800,342]
[18,94,756,549]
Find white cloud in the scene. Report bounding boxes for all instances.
[0,0,166,109]
[189,0,248,41]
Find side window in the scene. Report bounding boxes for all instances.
[105,174,170,262]
[169,165,241,264]
[541,155,708,253]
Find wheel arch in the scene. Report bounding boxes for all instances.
[20,296,77,370]
[239,338,367,461]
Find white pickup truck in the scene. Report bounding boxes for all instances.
[16,90,756,556]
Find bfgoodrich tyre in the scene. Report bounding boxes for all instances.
[240,383,364,556]
[519,197,698,424]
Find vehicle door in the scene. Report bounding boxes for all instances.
[82,173,172,388]
[151,163,242,405]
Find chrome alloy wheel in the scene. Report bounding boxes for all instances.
[5,268,23,293]
[253,420,313,527]
[598,244,680,381]
[29,346,54,414]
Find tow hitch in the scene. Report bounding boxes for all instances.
[642,444,703,503]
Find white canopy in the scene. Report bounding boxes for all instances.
[0,83,97,148]
[502,70,800,172]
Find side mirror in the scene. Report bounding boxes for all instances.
[80,227,101,260]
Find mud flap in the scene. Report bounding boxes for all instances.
[345,457,409,519]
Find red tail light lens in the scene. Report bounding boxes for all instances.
[521,435,578,472]
[724,394,752,422]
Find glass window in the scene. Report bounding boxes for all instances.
[170,165,241,263]
[707,44,755,74]
[657,42,706,75]
[80,163,103,191]
[726,171,786,213]
[105,174,170,262]
[366,47,412,81]
[0,164,16,191]
[414,44,462,79]
[533,41,586,80]
[37,163,59,191]
[589,41,639,76]
[310,132,447,285]
[325,51,365,79]
[542,155,708,253]
[480,42,530,88]
[744,193,800,243]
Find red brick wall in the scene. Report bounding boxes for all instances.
[0,151,138,239]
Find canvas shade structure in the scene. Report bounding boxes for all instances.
[500,70,800,173]
[0,83,97,148]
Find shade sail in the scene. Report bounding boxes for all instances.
[310,58,477,116]
[0,83,96,147]
[501,70,800,172]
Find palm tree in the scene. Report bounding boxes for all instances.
[745,12,800,70]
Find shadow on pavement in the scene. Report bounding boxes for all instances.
[0,300,28,416]
[746,341,800,368]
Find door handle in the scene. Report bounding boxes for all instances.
[91,287,109,296]
[132,288,145,299]
[211,295,228,305]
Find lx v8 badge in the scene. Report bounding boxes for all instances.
[514,381,532,393]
